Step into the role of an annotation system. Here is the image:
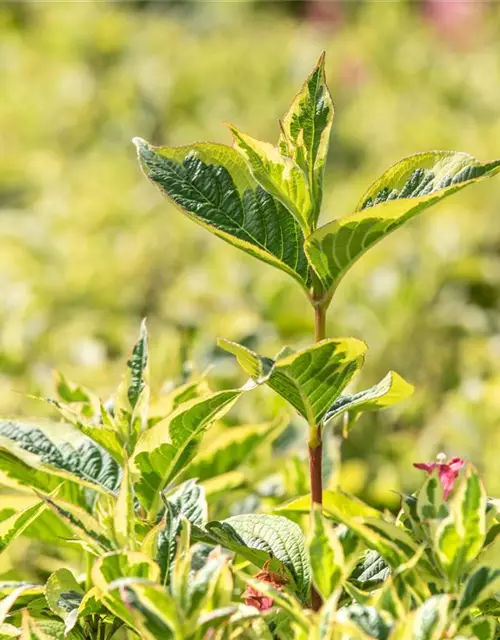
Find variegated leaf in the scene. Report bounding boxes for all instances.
[134,139,311,291]
[218,337,366,428]
[279,52,334,224]
[306,153,500,302]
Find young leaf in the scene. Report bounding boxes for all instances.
[126,318,149,410]
[435,465,487,581]
[229,126,313,233]
[323,371,414,432]
[131,389,244,513]
[205,513,311,601]
[134,139,311,291]
[115,320,150,452]
[308,506,345,601]
[0,502,45,556]
[305,152,500,302]
[279,52,334,224]
[0,420,121,495]
[44,569,83,635]
[218,337,366,427]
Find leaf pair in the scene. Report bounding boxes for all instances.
[135,54,500,306]
[218,337,413,436]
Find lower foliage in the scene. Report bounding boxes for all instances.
[0,324,498,639]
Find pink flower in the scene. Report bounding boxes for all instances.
[242,563,288,612]
[414,455,465,500]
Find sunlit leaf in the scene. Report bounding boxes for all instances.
[134,139,311,290]
[308,506,344,601]
[435,466,486,581]
[277,489,381,520]
[279,52,334,224]
[229,125,313,232]
[205,513,311,600]
[323,371,414,434]
[0,421,121,496]
[115,580,178,640]
[306,152,500,302]
[218,337,365,427]
[44,569,83,636]
[0,503,45,556]
[131,389,245,514]
[336,604,392,640]
[184,418,286,481]
[37,494,114,554]
[458,566,500,612]
[113,463,136,550]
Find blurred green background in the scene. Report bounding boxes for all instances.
[1,0,500,514]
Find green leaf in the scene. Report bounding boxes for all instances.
[91,551,160,633]
[277,489,381,520]
[205,513,311,600]
[458,566,500,612]
[435,465,487,581]
[308,506,344,601]
[416,473,447,523]
[20,613,51,640]
[170,537,229,622]
[127,318,149,410]
[1,585,41,627]
[323,371,414,433]
[218,337,366,427]
[113,463,136,550]
[184,418,286,481]
[337,604,392,640]
[229,126,313,232]
[320,499,435,578]
[279,52,334,224]
[115,320,150,452]
[115,581,179,640]
[410,595,450,640]
[0,502,45,556]
[0,421,121,495]
[459,617,497,640]
[350,551,390,589]
[37,494,114,554]
[162,479,208,527]
[44,569,83,635]
[131,389,244,514]
[134,138,311,290]
[143,480,208,584]
[42,398,125,466]
[305,152,500,301]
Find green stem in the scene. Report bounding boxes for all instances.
[310,298,327,612]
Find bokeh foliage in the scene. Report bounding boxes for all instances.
[1,0,500,520]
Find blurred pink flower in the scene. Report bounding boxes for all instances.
[242,564,288,612]
[414,456,465,500]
